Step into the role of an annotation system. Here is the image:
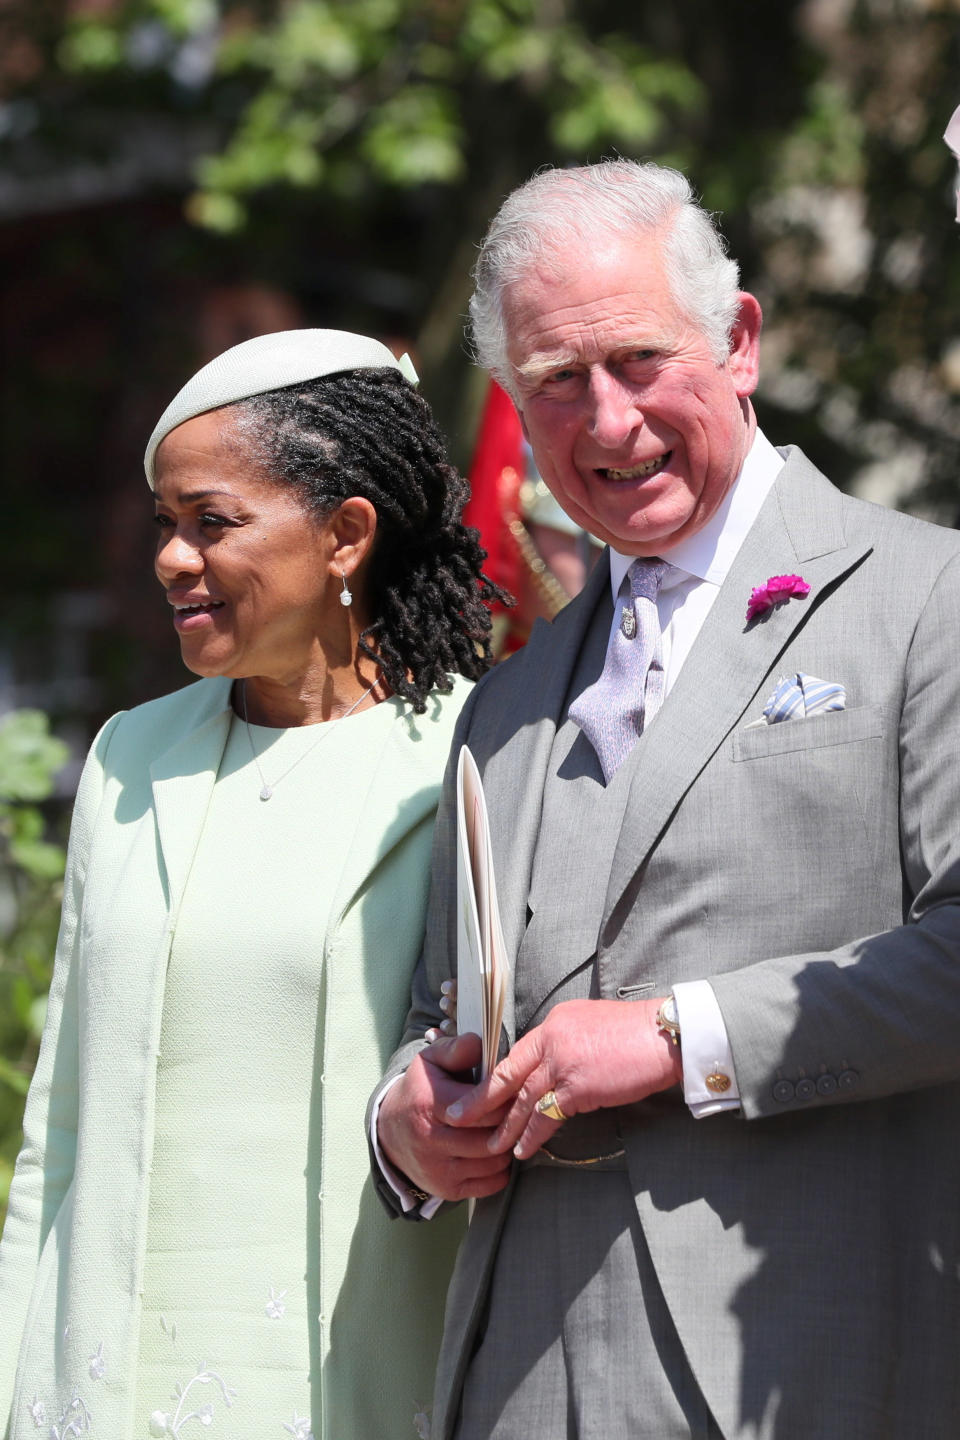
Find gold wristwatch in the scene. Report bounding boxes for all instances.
[655,993,681,1047]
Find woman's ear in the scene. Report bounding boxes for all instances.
[327,497,378,581]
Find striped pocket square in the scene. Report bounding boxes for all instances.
[763,672,846,724]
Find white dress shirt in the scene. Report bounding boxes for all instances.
[375,430,786,1205]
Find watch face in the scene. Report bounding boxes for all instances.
[662,995,679,1028]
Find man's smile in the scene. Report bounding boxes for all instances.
[596,451,672,482]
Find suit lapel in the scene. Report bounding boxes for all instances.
[149,678,234,919]
[477,552,613,1041]
[602,451,872,931]
[466,550,616,1048]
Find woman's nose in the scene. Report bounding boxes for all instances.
[155,530,204,582]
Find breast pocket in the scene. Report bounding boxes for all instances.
[731,703,884,762]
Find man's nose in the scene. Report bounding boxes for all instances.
[585,369,641,449]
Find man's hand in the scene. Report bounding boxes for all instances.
[377,1031,513,1202]
[444,998,683,1161]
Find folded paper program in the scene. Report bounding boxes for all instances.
[763,672,847,724]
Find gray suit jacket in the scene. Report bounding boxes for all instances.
[376,449,960,1439]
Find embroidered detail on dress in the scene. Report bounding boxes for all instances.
[413,1402,431,1438]
[148,1362,237,1436]
[28,1395,46,1429]
[88,1342,106,1380]
[281,1416,314,1439]
[265,1287,287,1320]
[160,1315,178,1343]
[49,1391,92,1439]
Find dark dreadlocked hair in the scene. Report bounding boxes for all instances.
[232,367,510,713]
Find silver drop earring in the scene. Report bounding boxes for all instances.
[339,570,353,607]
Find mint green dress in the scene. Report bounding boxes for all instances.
[0,676,468,1440]
[133,711,369,1437]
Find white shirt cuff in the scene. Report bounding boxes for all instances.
[672,980,741,1117]
[370,1072,443,1219]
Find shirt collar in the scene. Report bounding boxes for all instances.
[608,427,785,598]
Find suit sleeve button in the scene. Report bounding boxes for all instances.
[794,1077,816,1101]
[838,1069,860,1091]
[772,1079,795,1103]
[816,1074,838,1096]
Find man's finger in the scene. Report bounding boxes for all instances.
[512,1112,564,1161]
[449,1168,513,1202]
[422,1029,483,1075]
[429,1122,511,1159]
[444,1036,540,1124]
[484,1070,563,1153]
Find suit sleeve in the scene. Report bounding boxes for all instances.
[0,712,122,1425]
[710,552,960,1118]
[366,688,480,1218]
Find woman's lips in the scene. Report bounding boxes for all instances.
[171,600,225,632]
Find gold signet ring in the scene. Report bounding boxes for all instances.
[535,1090,568,1122]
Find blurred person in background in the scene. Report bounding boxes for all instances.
[0,330,504,1440]
[464,379,601,655]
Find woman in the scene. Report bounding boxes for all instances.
[0,330,503,1440]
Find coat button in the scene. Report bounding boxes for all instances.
[794,1077,816,1101]
[772,1079,795,1103]
[838,1069,860,1091]
[816,1073,838,1096]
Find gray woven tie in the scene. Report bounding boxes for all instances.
[569,558,669,783]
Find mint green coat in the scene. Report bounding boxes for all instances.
[0,675,469,1440]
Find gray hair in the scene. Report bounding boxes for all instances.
[468,160,742,392]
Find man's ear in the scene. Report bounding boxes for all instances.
[727,293,763,398]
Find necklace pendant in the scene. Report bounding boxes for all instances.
[620,605,637,639]
[259,784,273,801]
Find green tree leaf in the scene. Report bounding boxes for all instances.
[0,712,69,804]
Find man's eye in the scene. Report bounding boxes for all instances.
[153,513,173,529]
[199,513,230,528]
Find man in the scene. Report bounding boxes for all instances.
[373,160,960,1439]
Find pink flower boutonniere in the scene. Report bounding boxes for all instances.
[746,573,811,623]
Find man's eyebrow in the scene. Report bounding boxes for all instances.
[514,338,671,385]
[513,351,580,383]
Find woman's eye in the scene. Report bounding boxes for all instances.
[153,511,233,532]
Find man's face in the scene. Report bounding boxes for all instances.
[503,229,762,556]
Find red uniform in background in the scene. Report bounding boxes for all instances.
[464,381,599,656]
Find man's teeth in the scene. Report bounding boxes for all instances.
[175,602,222,613]
[604,455,667,481]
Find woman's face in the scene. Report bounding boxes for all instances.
[153,409,342,683]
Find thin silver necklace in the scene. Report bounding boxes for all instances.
[240,675,380,801]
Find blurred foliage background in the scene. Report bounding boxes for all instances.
[0,0,958,1217]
